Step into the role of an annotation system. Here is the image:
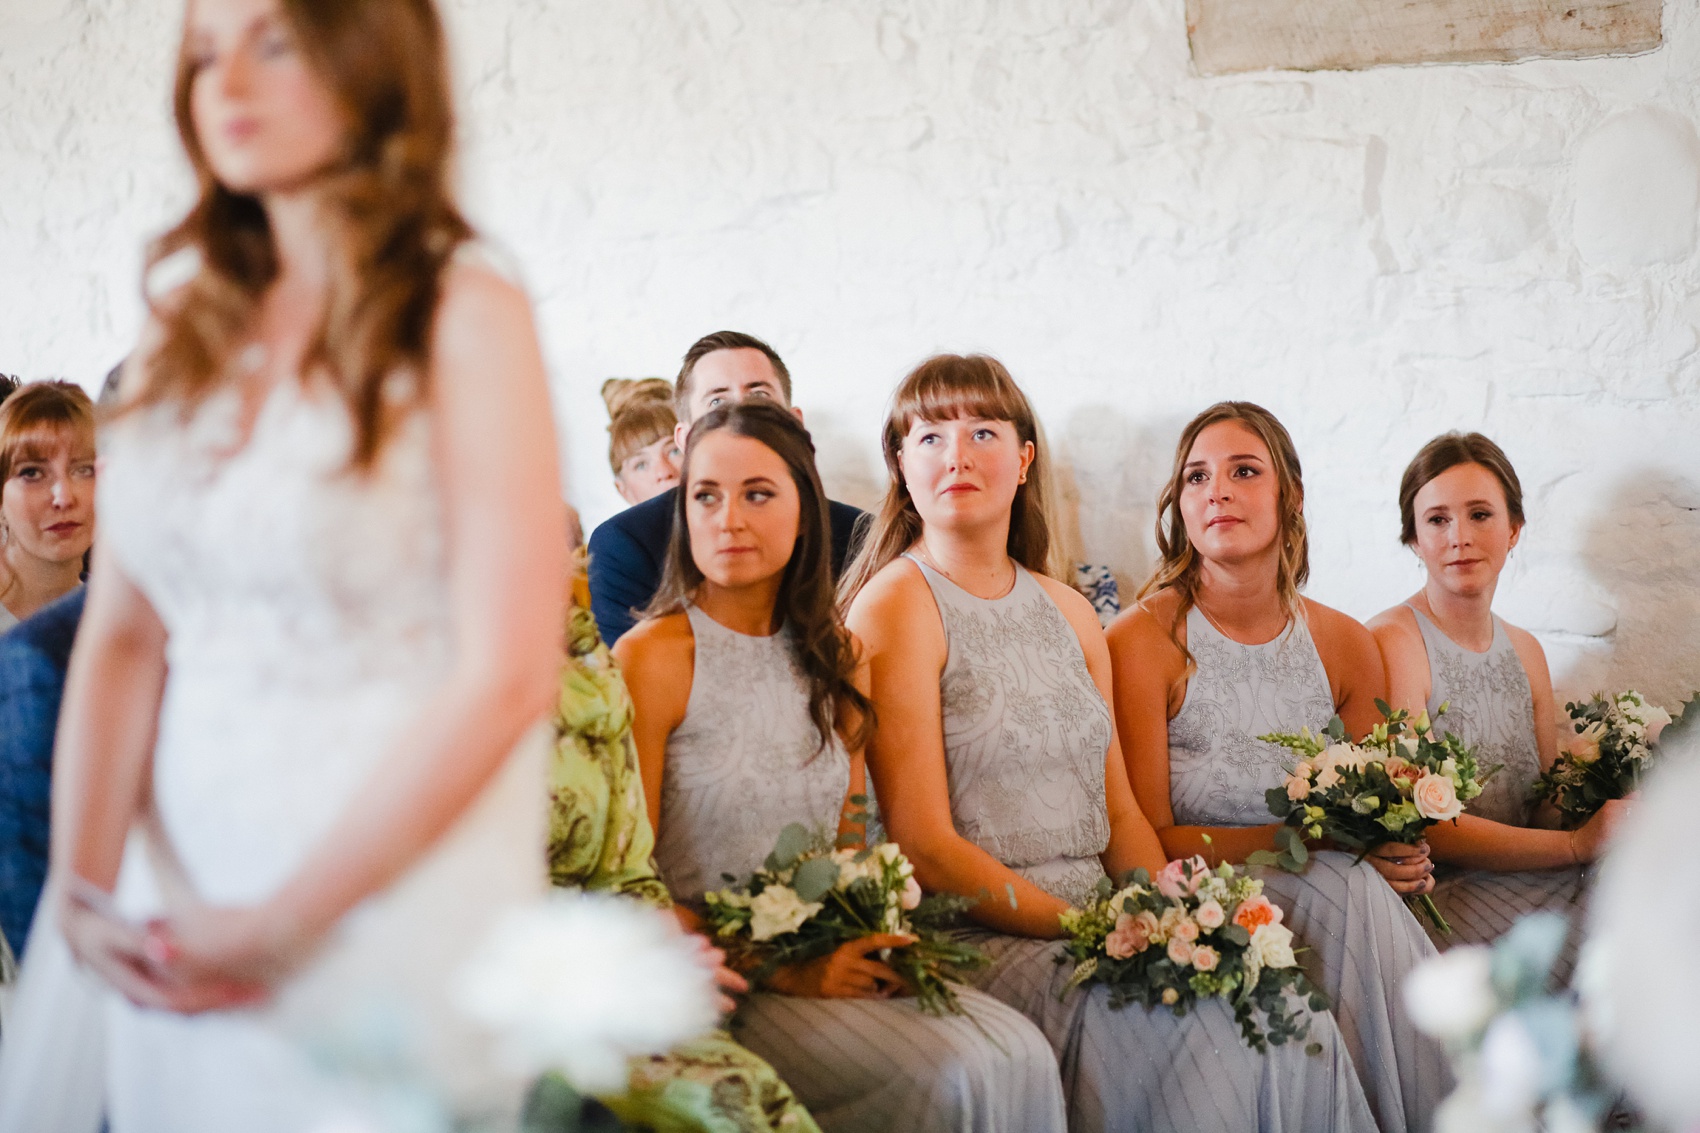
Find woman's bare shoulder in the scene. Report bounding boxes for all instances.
[612,611,693,672]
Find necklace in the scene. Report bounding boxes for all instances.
[915,543,1017,599]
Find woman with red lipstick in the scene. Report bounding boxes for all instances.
[1,1,567,1129]
[1104,401,1447,1133]
[617,400,1066,1133]
[844,362,1372,1133]
[0,382,97,631]
[1368,433,1610,979]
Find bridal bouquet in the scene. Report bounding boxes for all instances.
[1257,703,1495,935]
[1531,690,1687,828]
[701,823,986,1016]
[1058,858,1326,1052]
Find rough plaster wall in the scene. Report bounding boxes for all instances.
[2,0,1697,707]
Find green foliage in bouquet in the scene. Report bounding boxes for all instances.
[1256,702,1497,934]
[1532,691,1689,829]
[1057,856,1327,1053]
[700,808,986,1017]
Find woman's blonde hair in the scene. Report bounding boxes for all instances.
[0,382,97,599]
[1135,401,1309,669]
[601,378,677,476]
[132,0,471,470]
[838,354,1060,605]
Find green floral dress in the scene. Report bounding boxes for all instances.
[550,603,822,1133]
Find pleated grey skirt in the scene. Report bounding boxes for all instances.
[961,932,1377,1133]
[730,986,1068,1133]
[1424,864,1589,986]
[1256,850,1453,1133]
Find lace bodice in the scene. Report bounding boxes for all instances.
[653,605,850,903]
[1410,607,1541,827]
[1168,607,1336,828]
[909,556,1111,908]
[98,380,456,903]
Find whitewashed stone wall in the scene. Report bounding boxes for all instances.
[2,0,1696,706]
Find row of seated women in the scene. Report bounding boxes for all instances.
[551,353,1623,1133]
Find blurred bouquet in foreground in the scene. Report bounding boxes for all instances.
[1259,702,1495,934]
[701,822,985,1016]
[1058,857,1325,1052]
[1531,691,1691,829]
[1404,913,1620,1133]
[455,892,721,1095]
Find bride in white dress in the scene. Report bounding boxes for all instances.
[0,0,566,1128]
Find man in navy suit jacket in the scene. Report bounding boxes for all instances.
[588,331,866,644]
[0,587,85,958]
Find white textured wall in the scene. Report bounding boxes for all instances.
[3,0,1697,706]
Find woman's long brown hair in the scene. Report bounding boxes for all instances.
[837,353,1060,606]
[1135,401,1309,674]
[134,0,471,469]
[645,401,874,754]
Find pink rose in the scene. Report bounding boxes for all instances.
[1155,856,1209,900]
[1412,772,1463,821]
[1232,894,1283,934]
[1171,917,1200,944]
[900,876,923,911]
[1104,913,1152,960]
[1195,899,1225,931]
[1167,938,1195,966]
[1285,775,1310,802]
[1190,945,1220,972]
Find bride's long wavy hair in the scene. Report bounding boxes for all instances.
[646,401,874,755]
[133,0,471,469]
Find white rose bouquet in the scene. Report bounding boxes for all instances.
[1257,702,1495,935]
[1531,690,1690,829]
[1058,857,1326,1052]
[701,822,986,1016]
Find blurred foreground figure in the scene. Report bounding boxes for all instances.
[0,0,566,1129]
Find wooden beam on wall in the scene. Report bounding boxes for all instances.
[1187,0,1663,75]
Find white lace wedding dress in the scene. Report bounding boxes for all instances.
[0,368,548,1131]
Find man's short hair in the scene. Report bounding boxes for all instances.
[674,331,791,417]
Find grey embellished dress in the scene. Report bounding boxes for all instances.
[653,604,1068,1133]
[1169,607,1450,1133]
[910,558,1375,1133]
[1409,607,1587,981]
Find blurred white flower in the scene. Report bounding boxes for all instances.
[1478,1015,1543,1118]
[453,892,720,1093]
[750,885,823,942]
[1404,947,1496,1041]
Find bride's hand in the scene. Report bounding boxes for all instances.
[59,885,265,1013]
[147,901,314,992]
[683,933,749,1014]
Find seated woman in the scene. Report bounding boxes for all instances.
[617,400,1065,1133]
[603,377,683,506]
[1104,401,1448,1133]
[0,381,97,631]
[843,357,1373,1133]
[1368,432,1621,979]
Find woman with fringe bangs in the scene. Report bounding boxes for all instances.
[843,356,1372,1133]
[0,0,566,1129]
[617,400,1067,1133]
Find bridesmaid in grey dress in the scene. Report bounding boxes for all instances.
[1107,401,1450,1133]
[617,400,1066,1133]
[845,357,1375,1133]
[1370,432,1628,983]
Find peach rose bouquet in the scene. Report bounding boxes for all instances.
[1258,702,1494,934]
[1531,690,1693,828]
[702,819,985,1016]
[1058,856,1326,1052]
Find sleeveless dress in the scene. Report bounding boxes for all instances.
[909,557,1375,1133]
[1169,606,1449,1133]
[653,604,1067,1133]
[1409,607,1587,980]
[3,372,549,1132]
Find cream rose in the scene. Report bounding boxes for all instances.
[1250,922,1297,969]
[749,885,823,942]
[1286,774,1311,802]
[1167,938,1195,966]
[1194,899,1226,931]
[1190,945,1220,972]
[900,875,923,911]
[1413,772,1464,821]
[1568,721,1607,764]
[1171,917,1200,944]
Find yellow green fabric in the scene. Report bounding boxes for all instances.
[549,603,822,1133]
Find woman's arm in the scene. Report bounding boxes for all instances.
[1105,597,1284,866]
[165,263,567,984]
[1368,601,1432,719]
[847,561,1071,939]
[611,614,694,838]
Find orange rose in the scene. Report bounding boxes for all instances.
[1232,894,1283,934]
